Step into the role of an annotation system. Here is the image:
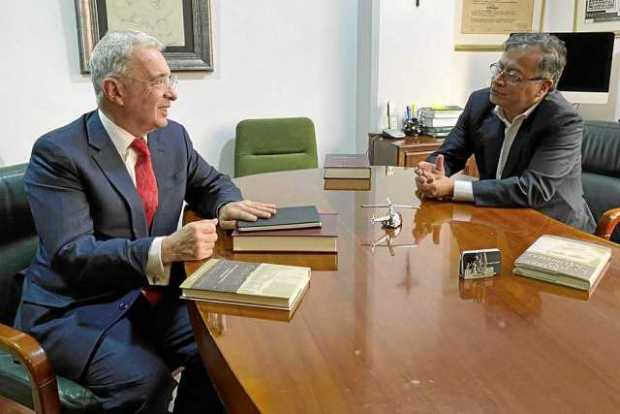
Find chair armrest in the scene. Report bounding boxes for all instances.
[0,323,60,414]
[595,207,620,240]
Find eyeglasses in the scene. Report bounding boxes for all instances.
[150,74,178,90]
[121,74,178,90]
[489,62,546,86]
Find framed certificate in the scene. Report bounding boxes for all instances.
[575,0,620,35]
[454,0,546,51]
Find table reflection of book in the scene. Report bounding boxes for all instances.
[227,251,337,271]
[194,300,300,324]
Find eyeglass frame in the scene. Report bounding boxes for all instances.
[489,62,548,86]
[115,74,178,91]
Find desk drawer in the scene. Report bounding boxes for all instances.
[402,150,434,167]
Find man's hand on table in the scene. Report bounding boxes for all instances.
[414,155,455,199]
[218,200,277,230]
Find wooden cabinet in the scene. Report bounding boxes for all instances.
[367,133,479,176]
[368,133,442,167]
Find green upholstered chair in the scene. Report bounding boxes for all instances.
[234,117,318,177]
[0,164,101,414]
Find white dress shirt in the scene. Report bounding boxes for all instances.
[99,110,171,286]
[452,101,542,202]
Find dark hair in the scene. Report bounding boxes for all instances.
[505,33,567,88]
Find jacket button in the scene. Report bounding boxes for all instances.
[119,302,128,311]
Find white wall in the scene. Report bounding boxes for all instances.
[0,0,359,173]
[3,1,618,170]
[371,0,620,132]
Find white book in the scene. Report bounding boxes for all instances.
[513,235,612,291]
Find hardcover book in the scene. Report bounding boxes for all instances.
[420,116,459,128]
[513,235,612,291]
[180,258,311,310]
[418,105,463,118]
[323,154,371,179]
[324,178,371,191]
[237,205,321,232]
[232,213,338,252]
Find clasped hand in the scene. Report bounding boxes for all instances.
[414,155,454,199]
[162,200,276,263]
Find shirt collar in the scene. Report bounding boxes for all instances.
[98,109,147,159]
[493,99,542,127]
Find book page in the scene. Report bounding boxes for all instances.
[238,264,309,299]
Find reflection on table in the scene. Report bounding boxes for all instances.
[185,167,620,414]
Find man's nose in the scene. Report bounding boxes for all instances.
[165,88,177,101]
[491,74,506,87]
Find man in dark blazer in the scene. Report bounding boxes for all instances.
[415,33,595,233]
[17,31,275,413]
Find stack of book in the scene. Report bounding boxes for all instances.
[232,205,338,254]
[323,154,371,191]
[418,106,463,138]
[513,234,612,292]
[232,211,338,253]
[180,258,310,313]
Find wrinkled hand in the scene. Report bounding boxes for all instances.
[414,155,454,199]
[218,200,277,230]
[161,219,218,264]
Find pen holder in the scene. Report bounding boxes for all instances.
[402,118,422,136]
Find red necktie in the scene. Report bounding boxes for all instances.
[131,137,162,305]
[130,138,159,226]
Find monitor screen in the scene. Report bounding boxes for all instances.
[550,32,615,104]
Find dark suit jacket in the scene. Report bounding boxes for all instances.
[428,88,596,233]
[16,111,242,379]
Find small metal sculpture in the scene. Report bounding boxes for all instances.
[361,197,418,229]
[361,198,419,256]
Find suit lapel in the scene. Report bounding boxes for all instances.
[86,112,148,238]
[501,116,534,179]
[147,129,168,233]
[478,114,504,178]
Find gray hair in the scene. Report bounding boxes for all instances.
[89,31,164,104]
[504,33,567,88]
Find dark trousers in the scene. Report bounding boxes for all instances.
[82,295,224,413]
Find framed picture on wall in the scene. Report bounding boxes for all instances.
[74,0,214,73]
[574,0,620,35]
[454,0,546,51]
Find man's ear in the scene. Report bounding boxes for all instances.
[101,78,125,106]
[538,79,553,98]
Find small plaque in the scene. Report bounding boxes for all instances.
[460,248,501,279]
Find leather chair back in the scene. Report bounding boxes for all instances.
[581,121,620,242]
[0,164,37,325]
[235,117,318,177]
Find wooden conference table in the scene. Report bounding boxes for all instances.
[184,167,620,413]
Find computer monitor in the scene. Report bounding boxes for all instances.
[549,32,615,104]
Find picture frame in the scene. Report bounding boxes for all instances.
[74,0,214,73]
[454,0,546,51]
[574,0,620,35]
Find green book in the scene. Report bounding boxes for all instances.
[237,205,321,232]
[513,235,612,291]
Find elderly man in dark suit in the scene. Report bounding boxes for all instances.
[415,33,595,232]
[17,31,275,413]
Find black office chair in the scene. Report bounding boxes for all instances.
[581,121,620,242]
